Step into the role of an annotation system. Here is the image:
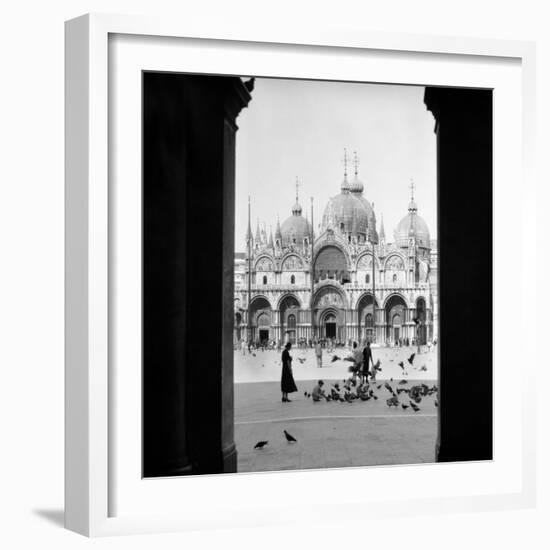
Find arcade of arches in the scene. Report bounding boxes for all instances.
[238,289,432,345]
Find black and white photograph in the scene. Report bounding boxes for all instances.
[142,72,493,479]
[232,77,439,473]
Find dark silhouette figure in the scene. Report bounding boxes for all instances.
[281,342,298,402]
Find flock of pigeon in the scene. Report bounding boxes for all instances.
[315,352,437,409]
[303,377,438,410]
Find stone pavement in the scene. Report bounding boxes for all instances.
[235,378,438,474]
[234,344,438,384]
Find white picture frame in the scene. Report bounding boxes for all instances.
[65,13,537,537]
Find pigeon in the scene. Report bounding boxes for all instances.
[401,404,409,410]
[252,353,257,357]
[420,365,427,372]
[434,400,439,407]
[331,355,340,363]
[399,379,408,385]
[398,361,405,370]
[254,441,269,449]
[297,357,306,364]
[409,401,420,412]
[407,353,416,365]
[376,384,382,390]
[304,391,308,397]
[284,430,297,443]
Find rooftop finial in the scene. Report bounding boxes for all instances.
[353,151,359,178]
[342,148,349,180]
[295,176,300,203]
[409,178,416,201]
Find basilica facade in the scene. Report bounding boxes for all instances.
[234,162,438,347]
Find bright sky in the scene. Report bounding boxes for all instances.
[235,77,437,252]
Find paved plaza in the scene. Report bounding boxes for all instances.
[234,345,438,473]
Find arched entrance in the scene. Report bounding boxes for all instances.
[257,312,270,343]
[249,296,272,343]
[416,297,427,345]
[322,311,337,339]
[384,294,408,344]
[279,294,300,344]
[357,293,378,344]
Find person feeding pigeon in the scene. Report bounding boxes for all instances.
[280,341,298,402]
[311,380,326,402]
[352,341,362,381]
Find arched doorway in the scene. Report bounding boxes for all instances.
[257,312,270,343]
[416,297,427,345]
[384,294,408,344]
[279,294,300,344]
[323,312,337,339]
[357,293,378,344]
[249,296,272,343]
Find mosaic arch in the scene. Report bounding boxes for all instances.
[281,254,304,270]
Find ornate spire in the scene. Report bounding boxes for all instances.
[292,176,302,215]
[275,214,282,241]
[350,150,364,194]
[246,196,252,244]
[341,148,350,192]
[408,178,418,213]
[255,217,261,243]
[379,214,386,242]
[268,225,274,249]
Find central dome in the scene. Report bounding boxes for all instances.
[321,182,370,237]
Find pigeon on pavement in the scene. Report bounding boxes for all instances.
[284,430,297,443]
[254,441,269,449]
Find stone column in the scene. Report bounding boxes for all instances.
[425,87,492,463]
[143,73,252,477]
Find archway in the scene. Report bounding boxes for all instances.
[249,296,272,343]
[313,245,350,284]
[384,294,408,345]
[322,312,337,339]
[279,294,300,344]
[416,297,427,345]
[356,293,379,344]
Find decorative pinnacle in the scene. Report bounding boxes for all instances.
[342,148,349,180]
[353,151,359,177]
[409,178,416,201]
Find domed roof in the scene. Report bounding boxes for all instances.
[281,211,311,246]
[394,199,431,249]
[321,182,370,236]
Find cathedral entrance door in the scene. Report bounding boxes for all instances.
[323,312,337,339]
[259,329,269,342]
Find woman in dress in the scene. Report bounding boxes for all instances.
[281,341,298,402]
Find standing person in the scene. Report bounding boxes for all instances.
[352,341,362,382]
[241,339,246,356]
[314,340,323,368]
[363,342,374,383]
[281,342,298,402]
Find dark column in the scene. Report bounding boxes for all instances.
[143,73,252,477]
[424,87,493,462]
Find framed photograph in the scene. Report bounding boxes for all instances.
[65,13,536,536]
